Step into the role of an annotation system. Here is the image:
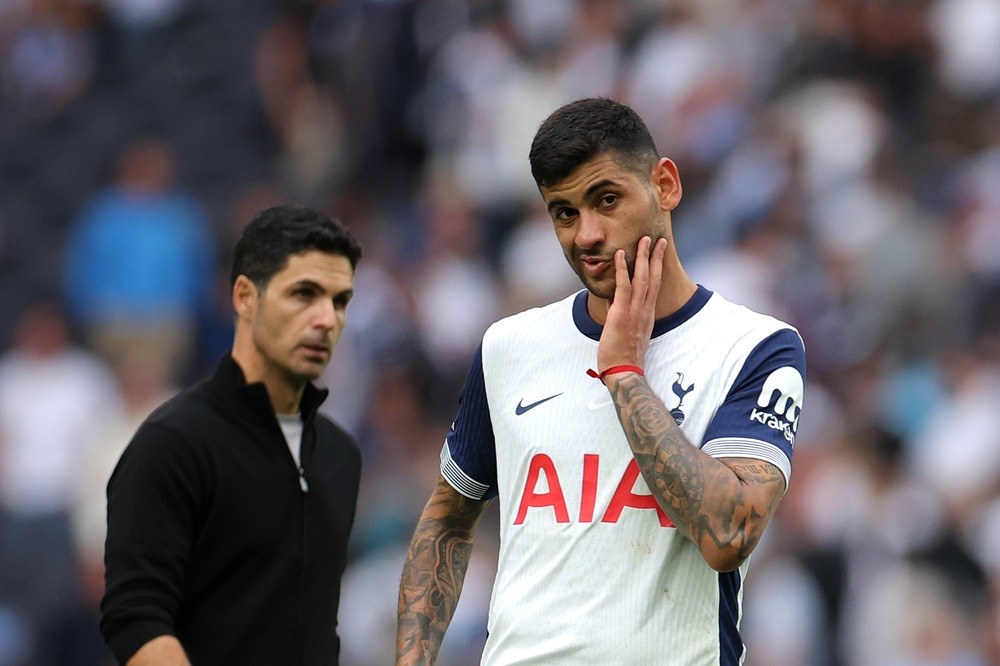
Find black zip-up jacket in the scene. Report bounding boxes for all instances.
[101,355,361,665]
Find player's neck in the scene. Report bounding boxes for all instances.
[653,266,699,320]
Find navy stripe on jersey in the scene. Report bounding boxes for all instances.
[440,345,498,500]
[572,284,713,341]
[719,569,744,665]
[701,328,806,487]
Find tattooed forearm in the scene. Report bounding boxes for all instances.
[606,373,785,571]
[396,476,490,665]
[696,506,764,560]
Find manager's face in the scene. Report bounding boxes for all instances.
[243,250,354,384]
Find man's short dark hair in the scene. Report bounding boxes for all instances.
[230,205,362,288]
[529,97,660,188]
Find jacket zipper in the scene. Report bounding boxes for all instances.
[298,460,308,663]
[295,425,310,663]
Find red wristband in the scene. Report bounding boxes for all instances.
[586,365,645,379]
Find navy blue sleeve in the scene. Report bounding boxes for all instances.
[440,345,498,500]
[701,328,806,484]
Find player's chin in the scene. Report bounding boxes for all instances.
[583,278,616,301]
[572,265,611,298]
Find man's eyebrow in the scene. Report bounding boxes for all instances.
[545,179,619,212]
[290,280,354,302]
[583,179,618,200]
[546,197,569,213]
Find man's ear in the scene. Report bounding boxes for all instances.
[652,157,682,212]
[232,275,257,319]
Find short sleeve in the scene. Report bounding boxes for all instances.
[440,345,498,500]
[701,328,806,488]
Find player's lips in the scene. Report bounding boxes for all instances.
[580,256,612,276]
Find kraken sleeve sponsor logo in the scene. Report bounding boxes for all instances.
[750,366,804,443]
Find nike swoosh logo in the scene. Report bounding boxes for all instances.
[515,393,563,415]
[587,398,613,410]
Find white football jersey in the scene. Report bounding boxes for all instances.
[441,286,806,665]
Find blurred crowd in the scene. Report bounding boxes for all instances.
[0,0,998,664]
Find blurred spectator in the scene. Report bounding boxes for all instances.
[0,0,97,118]
[0,300,119,523]
[255,15,349,205]
[417,4,556,228]
[624,2,748,176]
[498,210,580,314]
[778,79,886,199]
[71,344,178,610]
[305,0,426,196]
[952,146,1000,285]
[928,0,1000,99]
[843,537,989,666]
[742,554,831,666]
[410,175,500,384]
[687,214,797,321]
[61,135,215,379]
[0,300,120,665]
[908,349,1000,515]
[546,0,628,100]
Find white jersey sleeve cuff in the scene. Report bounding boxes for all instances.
[440,441,490,500]
[701,437,792,491]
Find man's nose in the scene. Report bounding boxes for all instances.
[314,301,337,329]
[575,209,605,249]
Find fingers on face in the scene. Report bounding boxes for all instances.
[615,237,666,307]
[634,236,662,305]
[647,237,667,305]
[614,248,630,300]
[630,236,650,310]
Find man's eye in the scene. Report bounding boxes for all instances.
[600,194,617,207]
[555,209,575,221]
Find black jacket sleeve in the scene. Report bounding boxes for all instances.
[100,421,205,664]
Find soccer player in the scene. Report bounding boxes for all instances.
[101,205,363,664]
[396,98,806,664]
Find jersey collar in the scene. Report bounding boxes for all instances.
[572,284,713,341]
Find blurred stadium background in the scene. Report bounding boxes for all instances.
[0,0,998,664]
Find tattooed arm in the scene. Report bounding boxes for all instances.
[396,474,491,665]
[605,372,785,571]
[595,236,785,571]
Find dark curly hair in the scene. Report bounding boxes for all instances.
[529,97,660,188]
